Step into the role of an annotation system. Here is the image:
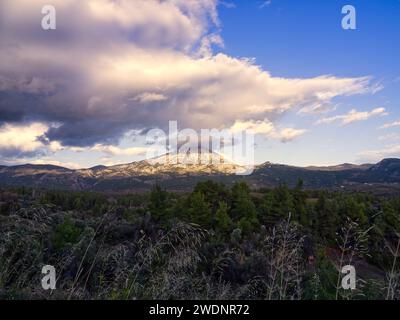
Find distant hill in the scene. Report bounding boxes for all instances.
[304,163,373,171]
[351,158,400,183]
[1,153,400,193]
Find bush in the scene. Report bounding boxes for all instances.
[53,216,82,250]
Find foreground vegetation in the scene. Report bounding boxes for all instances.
[0,180,399,300]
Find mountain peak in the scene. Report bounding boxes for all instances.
[78,150,247,178]
[368,158,400,171]
[146,149,234,166]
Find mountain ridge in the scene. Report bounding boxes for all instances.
[1,156,400,192]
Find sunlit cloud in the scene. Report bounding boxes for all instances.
[316,107,388,125]
[0,0,383,167]
[229,119,307,142]
[380,119,400,129]
[0,122,49,156]
[358,145,400,163]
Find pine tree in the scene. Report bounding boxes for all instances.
[293,178,308,227]
[214,201,233,232]
[148,184,168,221]
[231,182,259,234]
[187,192,212,227]
[259,184,294,226]
[315,192,337,242]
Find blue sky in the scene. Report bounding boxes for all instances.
[0,0,400,168]
[220,0,400,78]
[218,0,400,165]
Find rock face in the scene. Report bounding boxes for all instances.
[1,155,400,192]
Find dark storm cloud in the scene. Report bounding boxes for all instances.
[0,0,375,151]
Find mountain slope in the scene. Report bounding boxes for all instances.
[79,151,246,178]
[1,155,400,192]
[304,163,373,171]
[351,158,400,183]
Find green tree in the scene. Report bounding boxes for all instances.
[259,184,293,226]
[148,184,168,221]
[231,182,259,234]
[339,196,368,226]
[293,179,309,227]
[53,217,81,250]
[214,201,233,232]
[193,180,228,211]
[187,192,213,226]
[314,192,337,242]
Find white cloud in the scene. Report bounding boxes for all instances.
[229,119,307,142]
[0,122,49,154]
[0,120,151,164]
[316,107,387,125]
[28,158,82,170]
[54,143,151,157]
[90,144,149,156]
[378,133,400,141]
[259,1,272,9]
[298,102,338,115]
[230,119,275,136]
[279,128,307,143]
[0,0,384,169]
[0,156,82,169]
[0,0,378,148]
[380,120,400,129]
[134,92,168,103]
[358,145,400,163]
[220,1,236,9]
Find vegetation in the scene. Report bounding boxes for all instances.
[0,181,399,300]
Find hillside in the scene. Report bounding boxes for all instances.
[1,155,400,193]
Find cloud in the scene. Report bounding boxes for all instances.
[279,128,307,143]
[259,1,272,9]
[0,120,150,163]
[28,158,83,170]
[378,133,400,141]
[0,156,83,169]
[298,102,338,115]
[0,0,377,152]
[229,119,307,142]
[220,1,236,9]
[90,144,149,156]
[357,145,400,163]
[133,92,168,103]
[380,120,400,129]
[0,122,49,157]
[316,107,387,125]
[230,119,275,136]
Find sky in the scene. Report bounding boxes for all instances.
[0,0,399,169]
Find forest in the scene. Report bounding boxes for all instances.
[0,180,399,300]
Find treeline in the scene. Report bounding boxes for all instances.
[0,181,399,299]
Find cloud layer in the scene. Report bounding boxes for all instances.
[0,0,378,162]
[316,107,387,125]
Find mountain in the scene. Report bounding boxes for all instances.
[1,154,400,193]
[304,163,373,171]
[0,164,86,190]
[351,158,400,183]
[78,151,246,178]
